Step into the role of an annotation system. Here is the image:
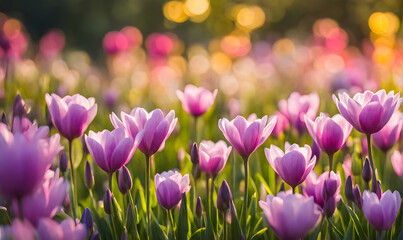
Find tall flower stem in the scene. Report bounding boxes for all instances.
[108,172,113,192]
[194,116,198,142]
[205,175,210,220]
[328,154,334,178]
[168,210,176,240]
[366,134,378,191]
[223,213,227,240]
[145,154,151,239]
[68,140,78,221]
[242,158,249,233]
[89,189,97,210]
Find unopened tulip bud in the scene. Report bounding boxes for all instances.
[353,184,362,209]
[345,176,354,202]
[279,182,285,193]
[323,181,329,201]
[196,196,203,217]
[191,143,199,165]
[375,180,382,199]
[325,178,338,196]
[323,196,336,217]
[1,113,7,125]
[59,152,68,173]
[362,157,372,183]
[104,189,112,215]
[12,94,26,119]
[84,161,94,190]
[217,180,232,213]
[312,140,322,164]
[118,166,132,195]
[80,208,93,232]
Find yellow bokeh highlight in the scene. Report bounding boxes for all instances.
[236,6,265,30]
[211,51,232,74]
[184,0,210,16]
[163,1,188,23]
[373,45,394,65]
[368,12,399,36]
[3,18,21,38]
[273,38,295,55]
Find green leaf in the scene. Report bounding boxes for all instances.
[343,221,353,240]
[126,202,139,240]
[0,207,10,225]
[229,202,244,240]
[309,221,322,240]
[111,194,125,239]
[190,228,205,240]
[255,173,273,195]
[92,211,113,240]
[327,217,343,239]
[247,193,257,238]
[178,195,189,240]
[151,219,168,240]
[249,227,268,240]
[341,199,367,239]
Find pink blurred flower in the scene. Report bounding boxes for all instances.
[363,190,401,231]
[265,142,316,188]
[279,92,320,133]
[176,84,218,117]
[259,192,321,240]
[37,218,88,240]
[342,154,352,177]
[0,219,35,240]
[40,30,65,58]
[146,33,174,57]
[303,171,341,208]
[305,113,352,156]
[198,140,232,176]
[45,93,98,141]
[333,90,401,134]
[391,151,403,177]
[103,31,129,55]
[218,115,277,160]
[155,170,191,210]
[85,128,141,174]
[271,111,289,138]
[372,111,402,152]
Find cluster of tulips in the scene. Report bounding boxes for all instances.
[0,84,403,240]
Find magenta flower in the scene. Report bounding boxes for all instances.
[37,218,88,240]
[259,192,321,240]
[45,93,97,141]
[85,128,141,174]
[110,108,177,157]
[218,115,277,160]
[279,92,319,133]
[362,190,401,231]
[265,143,316,189]
[305,113,352,156]
[0,219,35,240]
[391,151,403,177]
[198,140,232,176]
[303,171,341,208]
[0,123,62,199]
[155,170,191,210]
[271,111,289,138]
[176,84,218,117]
[15,169,68,225]
[372,111,402,152]
[332,90,401,134]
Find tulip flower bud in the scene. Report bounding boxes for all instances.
[345,176,354,202]
[374,180,382,199]
[217,180,232,213]
[362,157,372,183]
[59,152,68,173]
[279,182,285,193]
[196,196,203,217]
[323,195,336,217]
[191,143,199,165]
[323,181,329,201]
[1,113,7,126]
[325,178,338,196]
[312,140,321,164]
[12,94,26,119]
[84,161,94,190]
[353,184,362,209]
[118,166,132,195]
[104,189,112,215]
[80,208,93,232]
[81,136,89,156]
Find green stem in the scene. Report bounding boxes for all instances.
[328,154,334,178]
[206,174,210,221]
[89,189,97,210]
[108,172,113,192]
[223,213,227,240]
[243,158,249,233]
[231,151,235,197]
[292,186,296,194]
[366,134,378,192]
[145,154,151,239]
[68,140,78,221]
[168,210,176,240]
[194,116,198,142]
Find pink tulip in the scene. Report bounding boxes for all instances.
[271,111,289,138]
[391,151,403,177]
[305,113,352,156]
[155,170,191,210]
[0,123,62,199]
[279,92,319,133]
[265,143,316,188]
[85,128,141,173]
[110,108,177,157]
[303,171,341,208]
[15,169,68,225]
[45,93,97,141]
[259,192,321,240]
[372,111,402,152]
[333,90,401,134]
[218,115,277,160]
[198,140,232,176]
[0,219,35,240]
[362,190,401,231]
[176,84,218,117]
[37,218,88,240]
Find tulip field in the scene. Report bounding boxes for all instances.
[1,3,403,240]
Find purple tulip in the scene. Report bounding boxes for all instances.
[362,157,372,183]
[303,171,341,208]
[354,184,363,209]
[259,192,321,240]
[85,128,141,174]
[154,170,191,210]
[271,111,289,138]
[311,140,322,162]
[279,92,320,133]
[218,115,277,160]
[372,111,402,152]
[216,180,232,213]
[15,169,68,225]
[176,84,218,117]
[110,108,177,157]
[333,90,401,134]
[104,189,112,215]
[0,123,62,199]
[196,196,203,217]
[37,218,88,240]
[117,166,133,194]
[84,161,94,190]
[45,93,98,141]
[1,219,36,240]
[363,190,401,231]
[265,143,316,189]
[305,113,352,156]
[198,140,232,176]
[391,150,403,177]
